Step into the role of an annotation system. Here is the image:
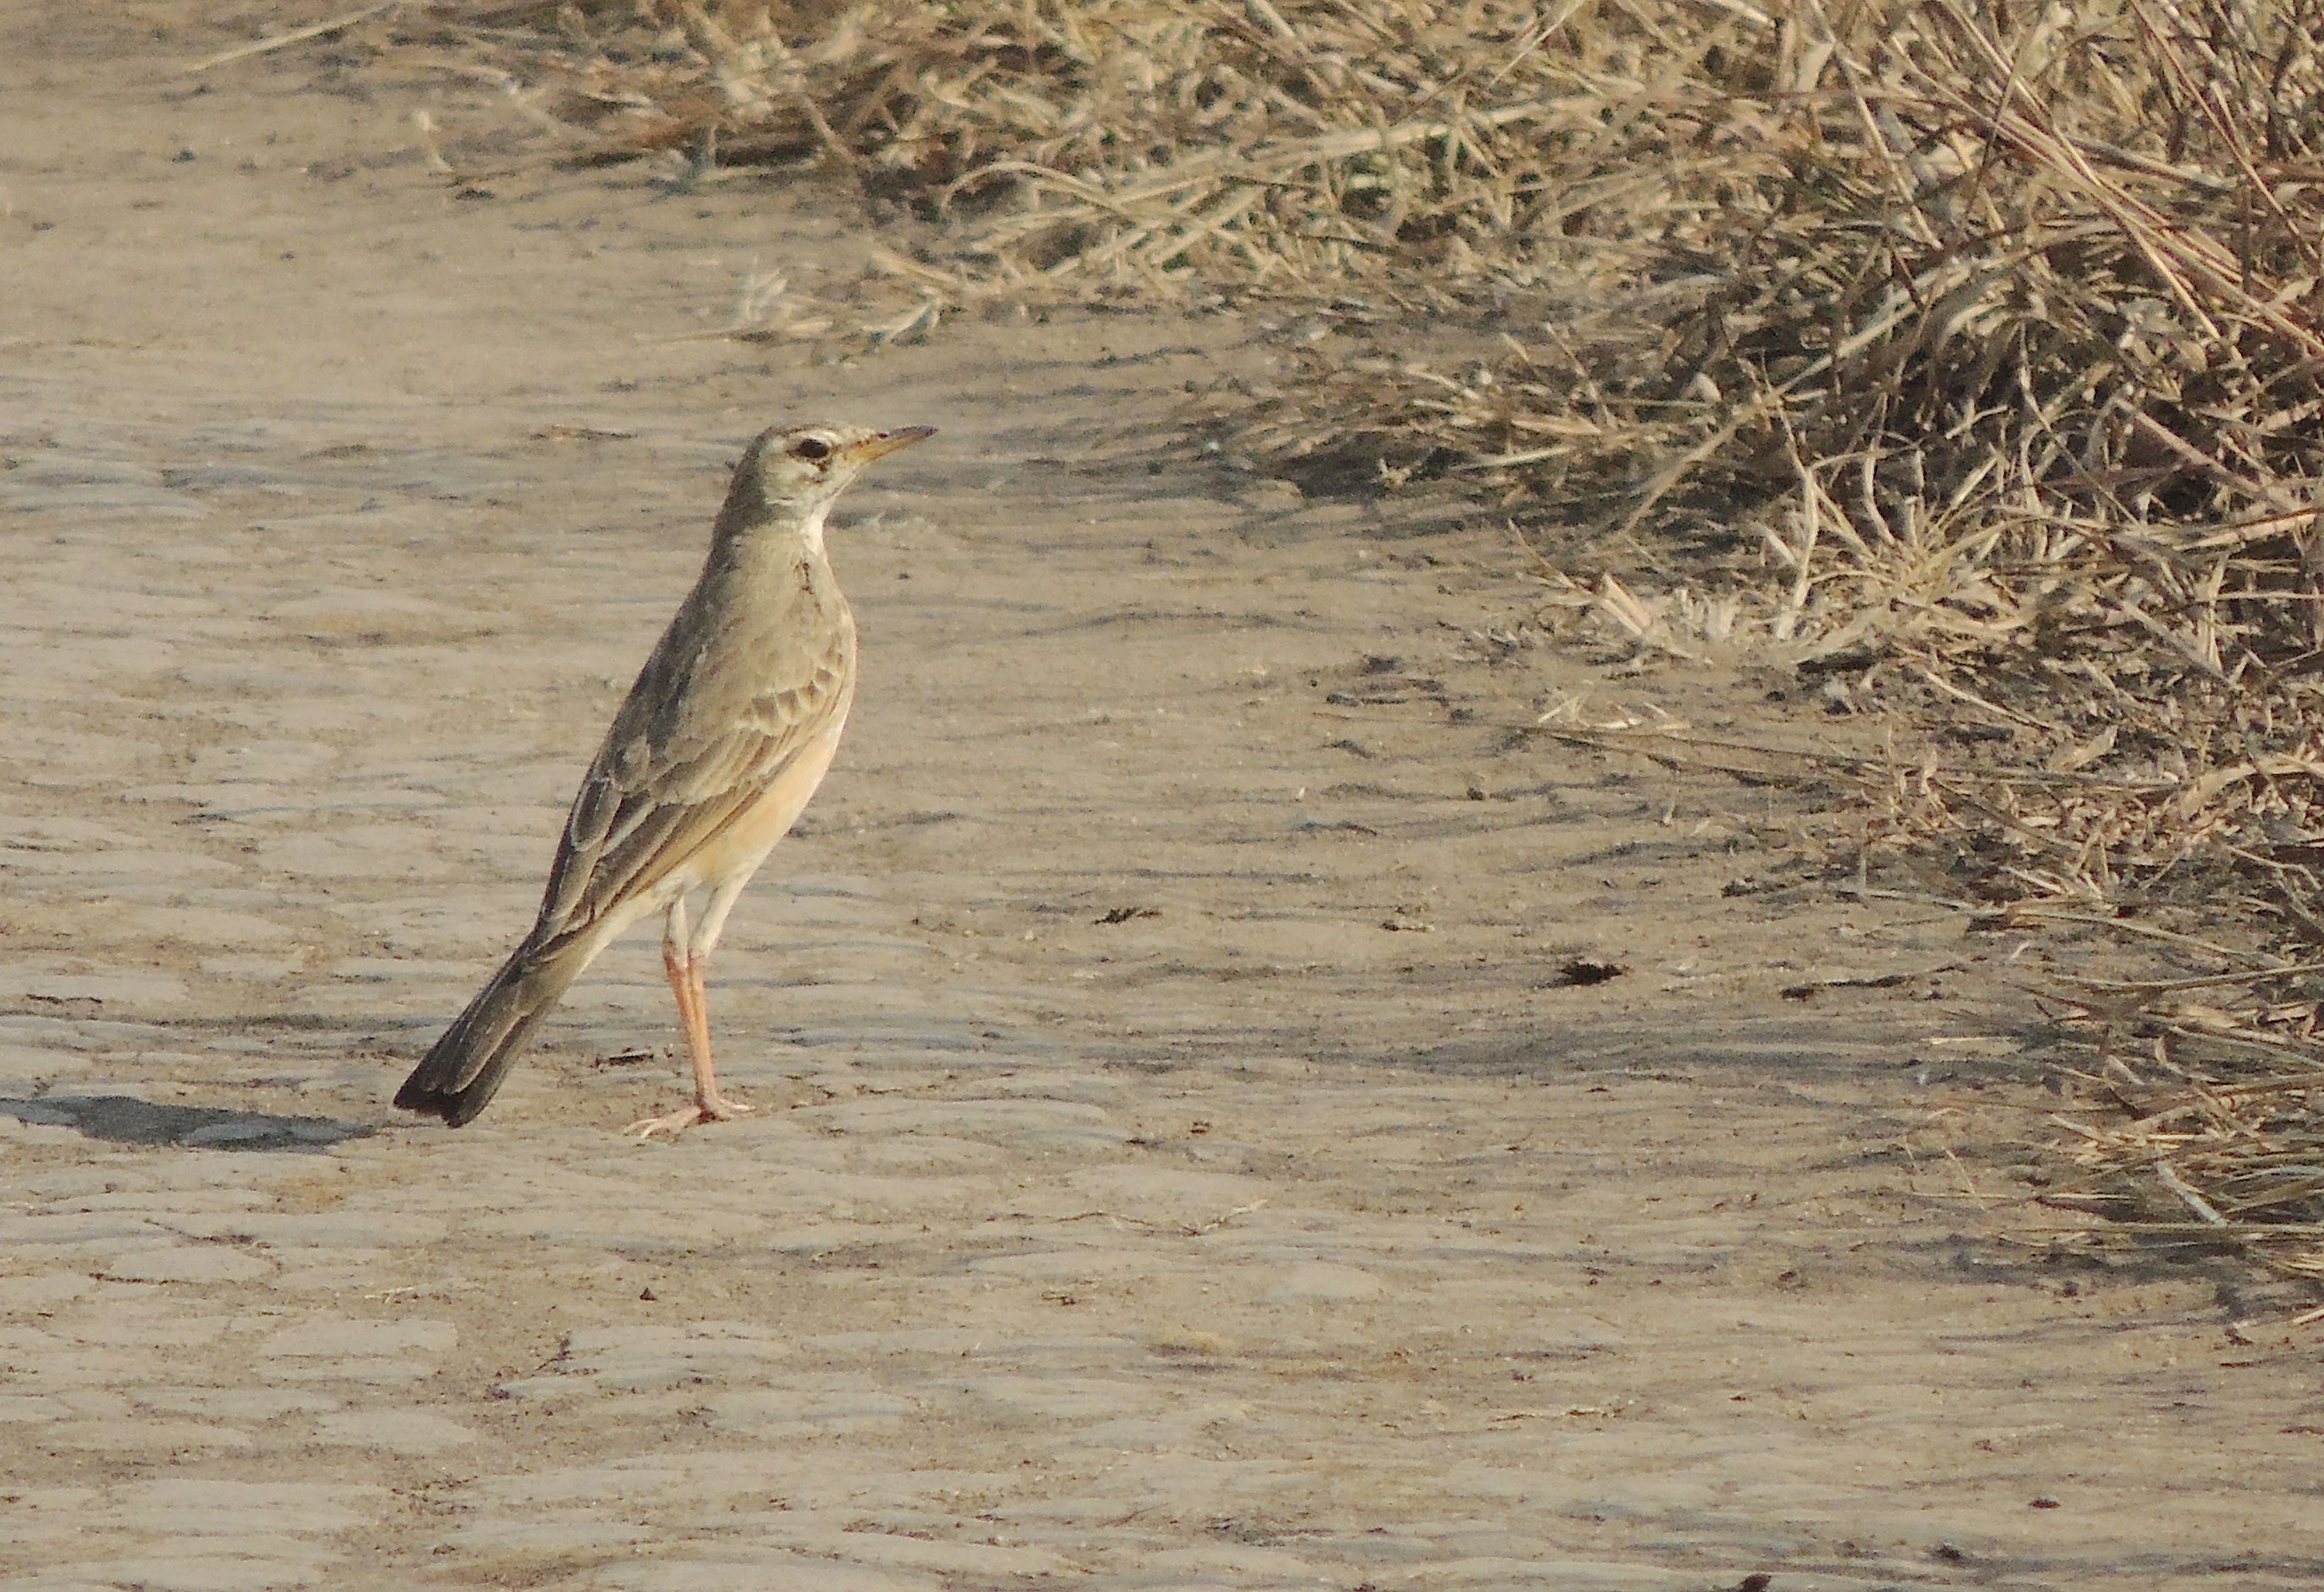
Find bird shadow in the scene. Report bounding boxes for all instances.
[0,1094,377,1151]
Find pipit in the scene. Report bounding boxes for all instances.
[395,422,932,1136]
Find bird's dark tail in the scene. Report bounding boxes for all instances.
[395,939,590,1127]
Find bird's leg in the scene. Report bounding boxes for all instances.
[629,896,751,1138]
[681,952,753,1119]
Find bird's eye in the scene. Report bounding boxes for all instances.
[794,437,831,461]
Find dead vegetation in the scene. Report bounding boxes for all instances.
[296,0,2324,1292]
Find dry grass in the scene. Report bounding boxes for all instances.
[2027,962,2324,1286]
[396,0,1755,299]
[334,0,2324,1291]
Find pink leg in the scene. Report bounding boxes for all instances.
[681,954,753,1119]
[628,907,754,1139]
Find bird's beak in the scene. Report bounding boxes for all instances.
[845,426,937,464]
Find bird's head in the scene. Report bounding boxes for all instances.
[719,423,935,545]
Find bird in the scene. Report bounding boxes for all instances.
[395,422,933,1136]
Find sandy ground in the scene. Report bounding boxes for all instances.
[2,8,2321,1590]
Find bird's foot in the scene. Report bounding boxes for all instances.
[626,1091,752,1140]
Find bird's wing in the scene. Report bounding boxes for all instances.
[529,621,852,951]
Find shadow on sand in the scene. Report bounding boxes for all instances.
[0,1094,376,1150]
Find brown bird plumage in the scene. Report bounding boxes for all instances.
[395,422,933,1134]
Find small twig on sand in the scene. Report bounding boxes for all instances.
[1058,1198,1269,1237]
[2153,1159,2226,1226]
[186,3,396,73]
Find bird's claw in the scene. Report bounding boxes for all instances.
[627,1093,752,1140]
